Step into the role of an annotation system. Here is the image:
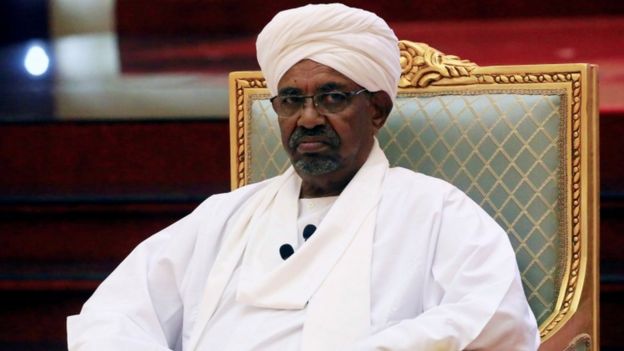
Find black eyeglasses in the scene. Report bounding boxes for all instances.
[270,89,369,117]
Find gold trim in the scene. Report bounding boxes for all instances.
[588,65,601,348]
[532,71,584,340]
[228,40,598,344]
[562,333,592,351]
[399,41,478,88]
[229,73,266,189]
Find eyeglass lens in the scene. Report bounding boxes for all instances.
[271,90,366,117]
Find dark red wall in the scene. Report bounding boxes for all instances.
[116,0,624,37]
[1,113,623,349]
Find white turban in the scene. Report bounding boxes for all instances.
[256,3,401,99]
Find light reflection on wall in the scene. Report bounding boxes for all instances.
[53,33,228,119]
[24,45,50,77]
[51,0,229,120]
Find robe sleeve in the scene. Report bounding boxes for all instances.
[354,187,540,351]
[67,198,218,351]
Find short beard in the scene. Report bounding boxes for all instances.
[288,125,341,176]
[293,157,340,175]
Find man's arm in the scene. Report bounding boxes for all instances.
[67,199,215,351]
[355,187,540,350]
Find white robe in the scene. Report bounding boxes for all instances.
[67,167,540,350]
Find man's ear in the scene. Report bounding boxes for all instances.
[369,91,393,131]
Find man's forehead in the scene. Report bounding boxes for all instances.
[277,60,358,93]
[277,82,350,95]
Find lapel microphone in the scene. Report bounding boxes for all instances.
[279,224,318,260]
[279,244,294,260]
[303,224,317,241]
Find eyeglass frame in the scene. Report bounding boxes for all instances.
[269,88,370,117]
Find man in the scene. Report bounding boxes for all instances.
[67,3,540,350]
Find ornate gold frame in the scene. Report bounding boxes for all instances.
[228,41,599,349]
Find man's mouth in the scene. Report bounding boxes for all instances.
[296,139,329,153]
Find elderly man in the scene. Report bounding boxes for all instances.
[67,3,540,350]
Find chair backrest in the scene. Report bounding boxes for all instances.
[228,41,599,350]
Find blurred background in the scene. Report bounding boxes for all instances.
[0,0,622,350]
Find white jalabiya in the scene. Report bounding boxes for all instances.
[67,148,540,350]
[196,198,336,350]
[189,141,388,350]
[256,3,401,99]
[296,196,337,247]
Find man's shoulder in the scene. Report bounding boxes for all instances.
[386,166,458,194]
[383,166,481,212]
[210,178,272,200]
[193,178,274,216]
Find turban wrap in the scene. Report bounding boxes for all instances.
[256,3,401,100]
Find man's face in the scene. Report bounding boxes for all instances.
[276,59,385,196]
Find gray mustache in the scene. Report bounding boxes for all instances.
[288,126,341,149]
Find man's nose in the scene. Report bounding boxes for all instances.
[297,98,325,129]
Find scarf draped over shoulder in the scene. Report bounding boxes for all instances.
[187,140,389,350]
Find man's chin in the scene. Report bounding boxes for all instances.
[293,157,340,176]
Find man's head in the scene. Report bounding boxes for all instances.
[256,4,400,196]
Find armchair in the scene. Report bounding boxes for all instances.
[228,41,599,350]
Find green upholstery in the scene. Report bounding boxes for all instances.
[247,92,564,325]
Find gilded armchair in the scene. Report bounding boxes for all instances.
[228,41,599,350]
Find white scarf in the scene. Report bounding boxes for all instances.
[188,140,389,350]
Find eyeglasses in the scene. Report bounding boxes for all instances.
[270,89,369,117]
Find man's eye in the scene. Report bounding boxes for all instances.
[280,96,304,105]
[321,92,347,105]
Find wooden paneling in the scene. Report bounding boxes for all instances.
[0,119,233,349]
[0,290,90,351]
[601,201,624,264]
[1,112,623,348]
[600,112,624,194]
[601,290,624,349]
[0,119,231,291]
[116,0,624,37]
[0,120,230,199]
[0,202,193,291]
